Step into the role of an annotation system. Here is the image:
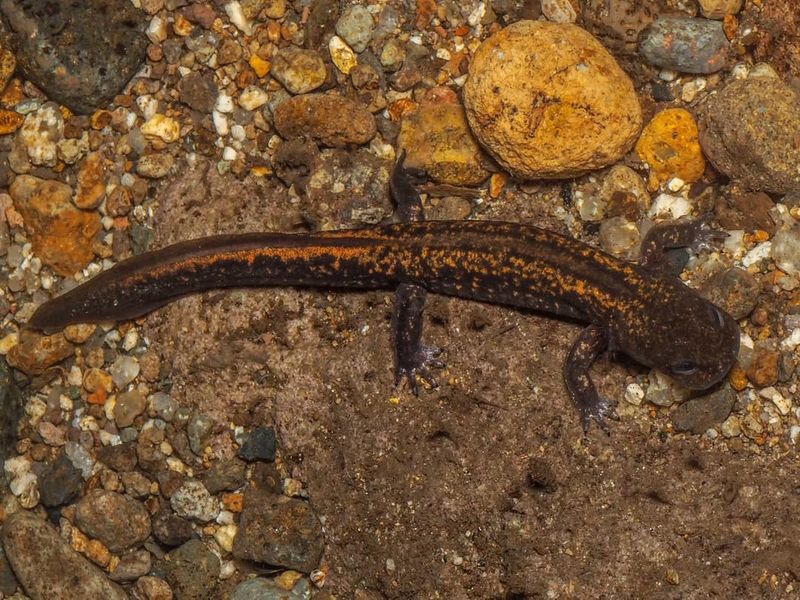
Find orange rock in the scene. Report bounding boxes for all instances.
[464,21,642,179]
[635,108,705,190]
[388,98,417,122]
[489,172,508,198]
[728,363,748,391]
[745,347,779,388]
[6,330,74,375]
[75,152,108,209]
[90,110,113,130]
[249,54,271,78]
[87,387,108,406]
[222,492,244,512]
[0,108,23,134]
[10,175,100,275]
[1,78,24,107]
[84,368,114,393]
[0,47,14,91]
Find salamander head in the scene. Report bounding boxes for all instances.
[613,287,740,390]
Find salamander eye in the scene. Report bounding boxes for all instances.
[709,305,726,328]
[670,360,699,376]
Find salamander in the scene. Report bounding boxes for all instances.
[28,155,740,430]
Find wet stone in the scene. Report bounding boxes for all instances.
[75,489,151,553]
[232,494,324,573]
[111,355,140,389]
[199,457,247,494]
[6,330,73,376]
[187,413,215,456]
[231,576,311,600]
[109,548,152,582]
[39,452,83,507]
[0,358,22,467]
[699,268,760,320]
[335,4,375,53]
[0,545,18,596]
[178,70,219,114]
[162,539,220,600]
[697,76,800,194]
[746,346,780,388]
[152,509,194,547]
[1,0,148,114]
[121,470,153,499]
[639,17,729,74]
[96,440,138,472]
[772,224,800,276]
[270,48,327,95]
[134,575,174,600]
[239,426,277,462]
[115,390,147,428]
[3,511,128,600]
[672,385,737,434]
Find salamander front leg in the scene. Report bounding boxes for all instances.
[639,214,727,272]
[392,283,444,394]
[564,324,616,432]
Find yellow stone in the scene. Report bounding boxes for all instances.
[141,114,180,143]
[249,54,271,78]
[0,332,18,355]
[635,108,706,190]
[0,108,23,134]
[398,102,490,186]
[329,35,357,75]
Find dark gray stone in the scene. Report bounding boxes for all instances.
[39,453,83,507]
[239,426,277,462]
[152,509,193,547]
[0,358,21,486]
[672,385,736,434]
[232,494,323,573]
[0,0,149,114]
[640,17,729,74]
[199,457,247,494]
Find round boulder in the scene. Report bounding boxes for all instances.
[464,20,642,180]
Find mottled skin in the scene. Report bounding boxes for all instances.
[28,160,739,431]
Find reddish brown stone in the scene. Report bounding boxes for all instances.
[10,175,100,275]
[6,330,73,375]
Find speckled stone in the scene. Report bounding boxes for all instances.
[178,71,219,113]
[162,539,220,600]
[3,511,128,600]
[232,494,324,573]
[1,0,149,114]
[152,509,194,547]
[697,76,800,194]
[699,267,760,320]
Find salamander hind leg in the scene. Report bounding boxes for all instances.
[564,324,617,433]
[392,283,445,395]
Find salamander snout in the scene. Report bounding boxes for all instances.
[660,303,740,390]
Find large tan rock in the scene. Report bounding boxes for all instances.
[464,20,642,180]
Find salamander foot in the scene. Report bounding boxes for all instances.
[578,396,619,434]
[394,345,445,395]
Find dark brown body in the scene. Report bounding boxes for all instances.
[29,220,738,392]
